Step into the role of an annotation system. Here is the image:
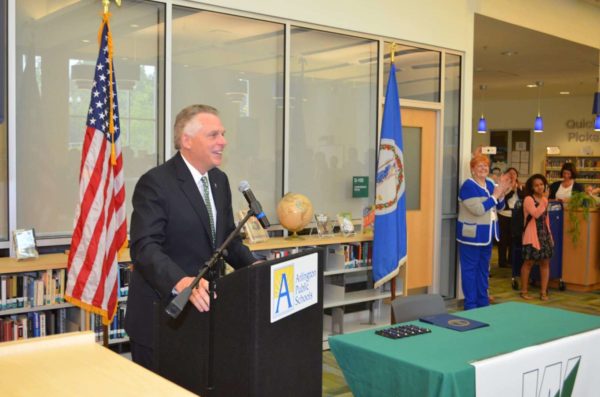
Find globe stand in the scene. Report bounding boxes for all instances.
[285,231,304,240]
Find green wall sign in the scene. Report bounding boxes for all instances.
[352,176,369,198]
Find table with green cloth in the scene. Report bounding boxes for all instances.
[329,302,600,397]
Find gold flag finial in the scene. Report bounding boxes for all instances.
[390,43,397,64]
[102,0,121,15]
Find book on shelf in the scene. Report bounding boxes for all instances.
[117,263,130,297]
[362,206,375,234]
[0,269,66,311]
[0,304,80,342]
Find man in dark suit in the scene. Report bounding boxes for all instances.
[125,104,257,370]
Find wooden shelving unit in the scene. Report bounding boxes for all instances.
[246,233,405,348]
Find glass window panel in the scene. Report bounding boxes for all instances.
[440,53,462,299]
[16,0,164,237]
[384,43,440,102]
[439,218,457,297]
[403,127,421,210]
[442,53,461,215]
[0,0,7,240]
[289,27,377,221]
[171,7,284,221]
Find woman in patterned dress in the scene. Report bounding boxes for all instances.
[520,174,553,301]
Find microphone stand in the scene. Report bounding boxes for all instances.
[164,208,256,395]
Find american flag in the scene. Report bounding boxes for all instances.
[65,18,127,326]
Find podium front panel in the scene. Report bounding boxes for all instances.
[156,248,324,397]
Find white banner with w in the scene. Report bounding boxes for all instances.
[472,328,600,397]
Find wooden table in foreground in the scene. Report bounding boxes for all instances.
[0,332,196,397]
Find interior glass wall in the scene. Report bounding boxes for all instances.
[171,7,284,221]
[439,53,462,298]
[8,1,461,258]
[288,27,377,220]
[0,0,7,240]
[15,0,164,237]
[383,42,441,102]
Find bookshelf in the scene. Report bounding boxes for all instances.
[0,253,130,344]
[545,155,600,188]
[245,233,406,348]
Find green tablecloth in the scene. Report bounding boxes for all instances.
[329,302,600,397]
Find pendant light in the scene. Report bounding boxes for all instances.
[477,85,487,134]
[593,73,600,131]
[534,81,543,133]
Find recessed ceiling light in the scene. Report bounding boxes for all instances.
[501,51,518,56]
[526,84,537,88]
[130,24,139,28]
[81,39,90,43]
[560,91,570,95]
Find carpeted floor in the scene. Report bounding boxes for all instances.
[322,250,600,396]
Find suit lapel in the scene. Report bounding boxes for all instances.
[173,152,214,245]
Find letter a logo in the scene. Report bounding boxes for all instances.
[276,273,292,313]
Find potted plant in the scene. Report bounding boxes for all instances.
[565,191,597,245]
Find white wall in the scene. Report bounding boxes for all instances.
[477,0,600,49]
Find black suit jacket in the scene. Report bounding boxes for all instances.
[548,180,583,200]
[124,152,256,347]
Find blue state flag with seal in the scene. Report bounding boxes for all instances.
[373,63,407,288]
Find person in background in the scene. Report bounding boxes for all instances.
[585,184,600,206]
[520,174,553,301]
[457,155,511,309]
[497,167,524,268]
[490,167,502,185]
[548,162,583,201]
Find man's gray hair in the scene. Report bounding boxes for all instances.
[173,104,219,150]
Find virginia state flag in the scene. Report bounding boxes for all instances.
[373,63,407,288]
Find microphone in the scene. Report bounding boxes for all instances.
[238,181,270,229]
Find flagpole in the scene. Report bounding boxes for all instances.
[102,0,122,15]
[102,0,121,347]
[389,43,397,324]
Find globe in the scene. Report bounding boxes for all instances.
[276,193,314,239]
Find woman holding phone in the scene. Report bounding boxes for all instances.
[520,174,553,301]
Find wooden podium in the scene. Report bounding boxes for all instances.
[154,249,324,396]
[561,209,600,291]
[0,332,195,396]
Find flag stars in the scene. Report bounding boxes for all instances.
[95,101,103,109]
[93,90,100,98]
